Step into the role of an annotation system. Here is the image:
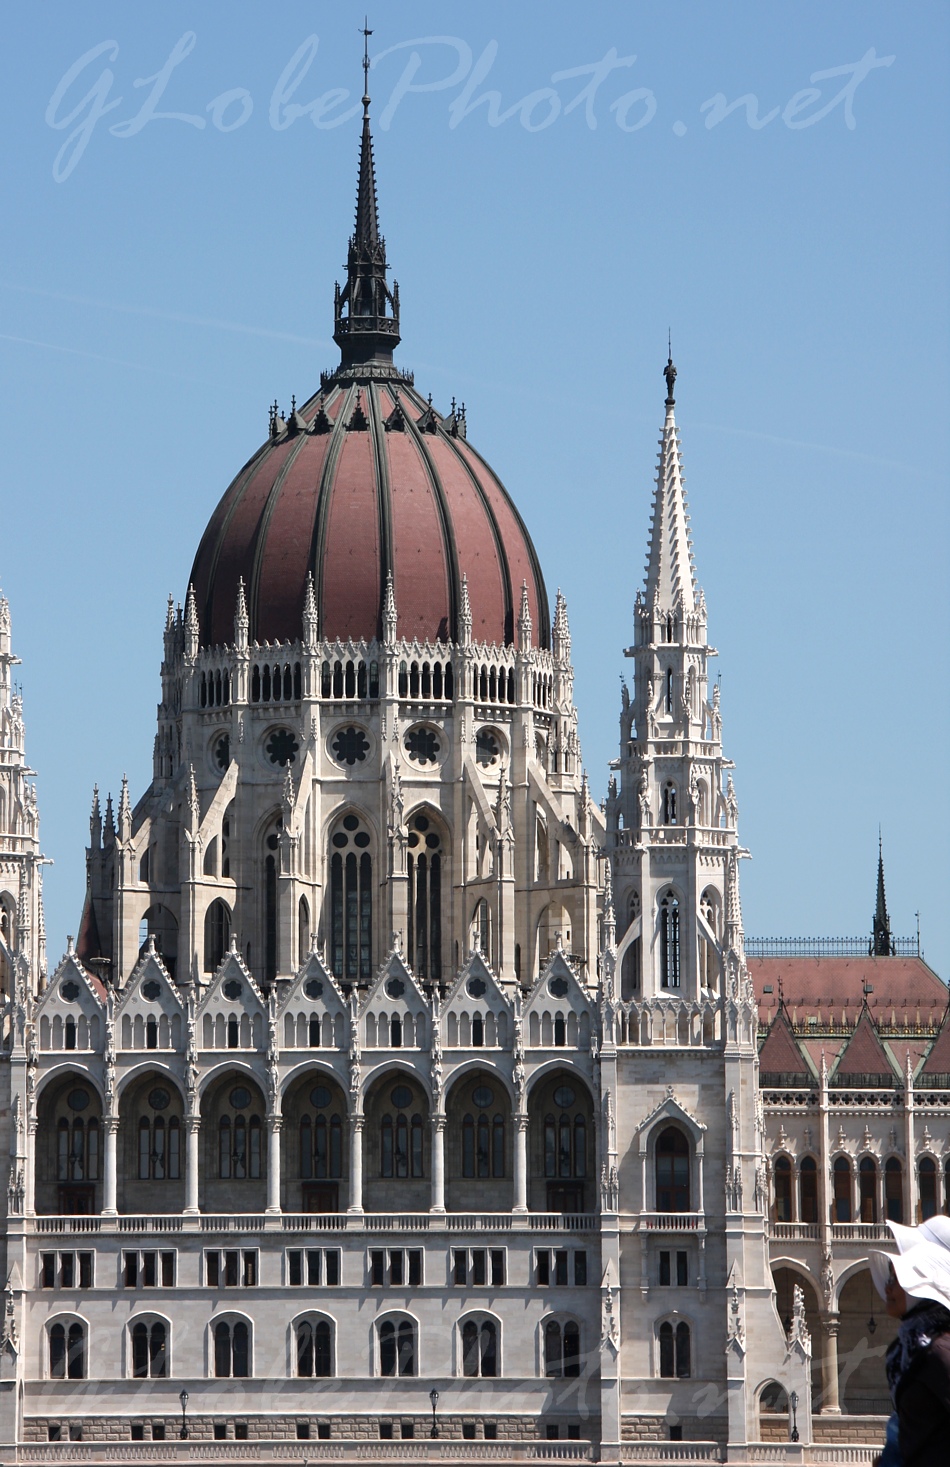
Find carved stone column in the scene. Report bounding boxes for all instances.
[184,1117,200,1215]
[25,1117,37,1219]
[102,1116,119,1216]
[514,1113,529,1213]
[348,1116,364,1213]
[430,1116,446,1213]
[819,1314,841,1413]
[266,1116,282,1214]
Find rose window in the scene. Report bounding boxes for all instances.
[332,725,370,766]
[404,725,440,766]
[265,728,299,767]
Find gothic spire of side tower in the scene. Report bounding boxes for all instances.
[871,831,894,956]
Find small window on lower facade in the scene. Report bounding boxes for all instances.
[379,1318,416,1377]
[287,1248,340,1286]
[213,1319,250,1378]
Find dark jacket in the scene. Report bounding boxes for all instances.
[894,1330,950,1467]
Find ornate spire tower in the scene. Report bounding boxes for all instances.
[0,593,46,1003]
[871,832,894,956]
[610,354,739,1004]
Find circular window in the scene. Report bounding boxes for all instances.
[60,980,80,1002]
[466,976,487,999]
[407,814,442,854]
[223,979,243,1001]
[304,978,324,1000]
[310,1085,332,1109]
[385,977,406,999]
[332,725,370,767]
[141,979,161,1001]
[229,1086,251,1110]
[213,733,230,772]
[390,1085,413,1109]
[148,1087,170,1111]
[553,1084,576,1109]
[404,725,440,766]
[548,975,569,998]
[67,1089,89,1112]
[265,728,299,767]
[475,728,500,767]
[472,1085,494,1109]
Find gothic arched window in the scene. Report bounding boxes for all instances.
[138,1114,181,1181]
[407,813,443,980]
[655,1128,690,1213]
[799,1156,818,1224]
[665,667,674,714]
[919,1157,937,1221]
[263,818,281,983]
[859,1157,878,1223]
[544,1319,580,1378]
[773,1156,792,1223]
[885,1157,903,1223]
[296,1318,332,1377]
[473,898,490,961]
[131,1320,167,1378]
[832,1156,852,1223]
[659,1320,691,1378]
[204,899,231,973]
[49,1320,86,1379]
[213,1319,250,1378]
[659,892,680,989]
[461,1318,498,1377]
[379,1318,415,1377]
[329,813,373,982]
[662,782,677,825]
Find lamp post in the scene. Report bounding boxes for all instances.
[789,1389,799,1443]
[179,1388,189,1440]
[429,1388,439,1439]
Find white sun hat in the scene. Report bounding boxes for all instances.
[886,1216,950,1254]
[870,1238,950,1309]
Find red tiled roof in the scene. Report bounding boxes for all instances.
[750,956,946,1027]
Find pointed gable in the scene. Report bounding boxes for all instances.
[919,1002,950,1082]
[758,1007,814,1082]
[361,950,428,1051]
[524,948,593,1049]
[117,944,184,1052]
[37,950,106,1052]
[279,951,347,1051]
[831,1008,898,1084]
[443,950,512,1049]
[197,947,266,1051]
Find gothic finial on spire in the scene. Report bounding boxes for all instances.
[382,570,397,645]
[90,785,102,849]
[184,583,199,661]
[871,831,894,956]
[118,774,132,841]
[458,572,472,645]
[303,571,318,648]
[518,581,533,652]
[552,588,571,660]
[234,577,249,650]
[104,792,115,843]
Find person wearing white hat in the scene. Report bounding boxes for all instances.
[868,1237,950,1467]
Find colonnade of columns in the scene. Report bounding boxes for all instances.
[89,1105,533,1217]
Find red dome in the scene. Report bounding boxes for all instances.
[190,378,550,651]
[190,99,548,652]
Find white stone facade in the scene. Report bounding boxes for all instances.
[0,370,944,1466]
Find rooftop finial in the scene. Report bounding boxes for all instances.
[361,17,373,117]
[664,341,677,407]
[871,830,894,957]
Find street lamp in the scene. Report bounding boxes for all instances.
[179,1388,189,1440]
[429,1388,439,1439]
[789,1390,799,1443]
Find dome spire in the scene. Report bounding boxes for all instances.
[333,23,401,370]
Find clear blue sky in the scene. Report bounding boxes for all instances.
[1,4,947,975]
